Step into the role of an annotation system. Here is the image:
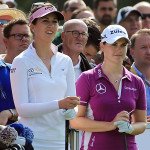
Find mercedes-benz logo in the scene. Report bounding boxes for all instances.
[96,83,106,94]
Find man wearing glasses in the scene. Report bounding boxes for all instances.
[58,19,91,150]
[0,19,31,126]
[59,19,91,80]
[2,19,31,64]
[134,1,150,29]
[0,4,26,54]
[93,0,117,31]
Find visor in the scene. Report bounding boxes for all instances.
[29,6,64,24]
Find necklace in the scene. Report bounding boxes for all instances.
[115,80,119,83]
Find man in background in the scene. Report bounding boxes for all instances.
[93,0,117,31]
[134,1,150,29]
[53,0,87,46]
[130,28,150,122]
[116,6,142,63]
[0,4,26,54]
[0,19,31,125]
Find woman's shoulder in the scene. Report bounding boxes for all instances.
[124,67,144,85]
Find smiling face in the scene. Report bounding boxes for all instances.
[62,22,88,54]
[30,13,59,42]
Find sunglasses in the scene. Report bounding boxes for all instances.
[141,14,150,20]
[0,20,9,25]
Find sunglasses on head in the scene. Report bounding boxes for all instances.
[0,20,9,25]
[141,14,150,20]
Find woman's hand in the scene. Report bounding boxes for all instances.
[112,111,130,124]
[58,96,80,109]
[0,110,12,125]
[147,116,150,122]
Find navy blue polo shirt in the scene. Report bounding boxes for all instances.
[0,60,15,111]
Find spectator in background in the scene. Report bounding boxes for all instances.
[2,0,17,8]
[2,19,31,63]
[116,6,142,63]
[53,0,87,46]
[62,0,86,22]
[10,2,79,150]
[0,19,31,127]
[59,18,91,150]
[59,19,91,80]
[134,1,150,29]
[82,18,101,66]
[116,6,142,38]
[93,0,117,31]
[70,24,146,150]
[130,28,150,122]
[0,4,26,54]
[71,7,95,19]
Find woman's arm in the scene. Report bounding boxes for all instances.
[130,109,147,135]
[70,105,116,132]
[70,105,130,132]
[10,58,79,118]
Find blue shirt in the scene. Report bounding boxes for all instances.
[0,60,15,112]
[131,63,150,116]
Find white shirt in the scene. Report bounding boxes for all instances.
[74,56,82,80]
[10,43,76,149]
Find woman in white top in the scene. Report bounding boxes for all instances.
[10,2,79,150]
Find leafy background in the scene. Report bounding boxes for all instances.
[16,0,150,15]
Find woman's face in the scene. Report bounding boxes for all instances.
[31,13,58,42]
[101,38,128,64]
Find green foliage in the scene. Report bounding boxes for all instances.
[15,0,149,16]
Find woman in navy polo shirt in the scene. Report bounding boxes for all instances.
[70,25,147,150]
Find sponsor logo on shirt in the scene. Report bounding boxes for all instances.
[124,86,137,91]
[96,83,106,94]
[28,67,42,76]
[10,68,16,73]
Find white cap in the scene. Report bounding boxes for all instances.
[116,6,141,24]
[101,25,130,44]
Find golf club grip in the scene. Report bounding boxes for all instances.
[124,133,128,150]
[65,120,69,150]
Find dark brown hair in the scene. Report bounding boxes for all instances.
[3,19,28,38]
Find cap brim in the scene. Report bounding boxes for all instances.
[52,11,64,21]
[125,10,142,19]
[0,9,26,20]
[34,11,64,21]
[104,35,130,44]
